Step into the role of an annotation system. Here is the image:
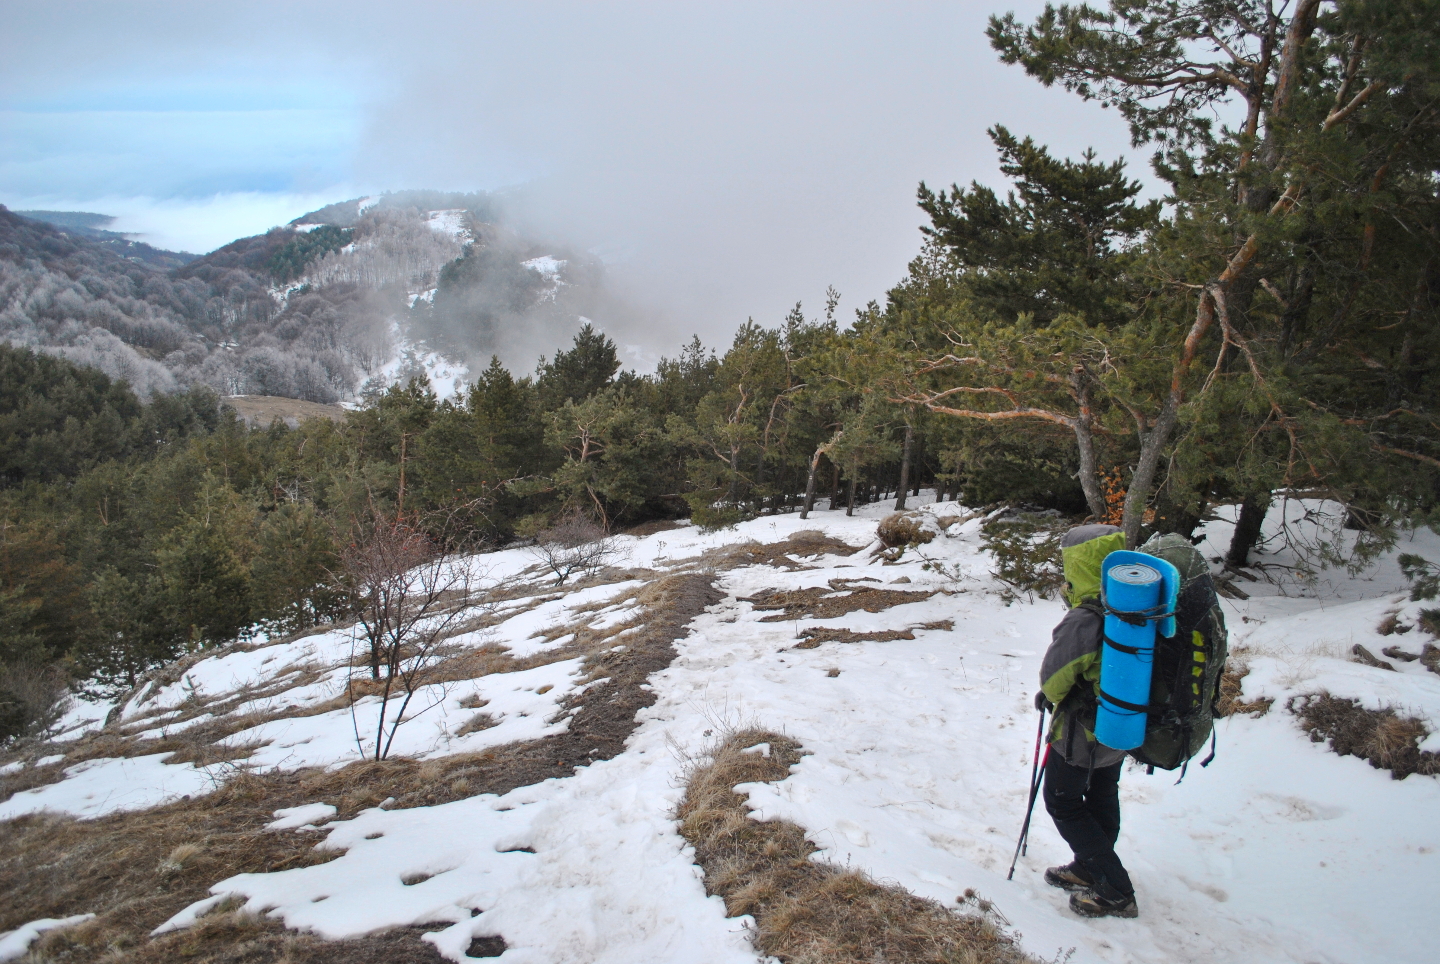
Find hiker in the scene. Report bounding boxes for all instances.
[1034,523,1139,919]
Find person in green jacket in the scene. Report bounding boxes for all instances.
[1034,523,1139,919]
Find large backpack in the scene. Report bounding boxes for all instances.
[1126,532,1229,775]
[1074,532,1229,776]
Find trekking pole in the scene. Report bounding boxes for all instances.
[1007,706,1048,881]
[1019,744,1048,858]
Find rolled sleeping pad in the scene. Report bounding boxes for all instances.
[1094,551,1178,750]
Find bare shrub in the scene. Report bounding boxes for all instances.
[1291,693,1440,778]
[529,512,618,586]
[677,729,1036,964]
[335,508,489,760]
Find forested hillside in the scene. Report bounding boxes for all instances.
[0,190,619,404]
[1,0,1437,748]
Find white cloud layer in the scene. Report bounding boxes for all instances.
[2,0,1152,347]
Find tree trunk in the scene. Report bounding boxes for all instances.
[1120,399,1178,546]
[896,426,912,512]
[846,477,856,516]
[800,448,823,519]
[1227,493,1270,567]
[1069,372,1106,521]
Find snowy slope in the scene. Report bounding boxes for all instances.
[4,499,1439,963]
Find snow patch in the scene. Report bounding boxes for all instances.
[0,754,219,821]
[267,803,338,831]
[0,915,95,961]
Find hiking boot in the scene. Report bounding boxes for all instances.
[1044,861,1095,891]
[1069,886,1139,919]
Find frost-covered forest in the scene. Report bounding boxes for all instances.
[1,190,615,403]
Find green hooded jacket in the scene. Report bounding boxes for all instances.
[1039,524,1127,766]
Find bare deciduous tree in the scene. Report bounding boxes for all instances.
[528,512,618,586]
[335,508,488,760]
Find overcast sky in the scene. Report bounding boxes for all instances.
[1,0,1145,350]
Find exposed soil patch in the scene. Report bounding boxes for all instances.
[0,571,721,962]
[742,584,937,622]
[795,620,954,649]
[1290,693,1440,779]
[676,728,1035,964]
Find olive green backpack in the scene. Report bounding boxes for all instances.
[1127,533,1229,776]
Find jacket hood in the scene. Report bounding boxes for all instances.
[1060,524,1125,608]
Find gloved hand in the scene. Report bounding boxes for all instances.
[1034,691,1053,712]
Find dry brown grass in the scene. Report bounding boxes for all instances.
[1,769,352,963]
[676,729,1036,964]
[876,514,936,550]
[1,569,723,963]
[795,620,954,649]
[708,530,862,571]
[1290,693,1440,779]
[742,584,938,623]
[1214,654,1273,718]
[37,911,467,963]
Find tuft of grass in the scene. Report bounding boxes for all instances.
[677,728,1037,964]
[1291,693,1440,779]
[1214,652,1273,718]
[876,513,936,552]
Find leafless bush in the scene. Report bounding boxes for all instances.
[529,513,618,585]
[334,509,489,760]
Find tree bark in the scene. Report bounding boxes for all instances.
[1227,493,1270,567]
[800,448,824,519]
[895,423,914,510]
[1070,370,1106,521]
[846,477,856,516]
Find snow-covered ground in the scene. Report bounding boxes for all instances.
[3,497,1439,963]
[377,318,469,402]
[425,209,472,244]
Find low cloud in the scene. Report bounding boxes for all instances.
[4,0,1146,353]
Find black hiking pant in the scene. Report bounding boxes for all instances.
[1042,751,1134,897]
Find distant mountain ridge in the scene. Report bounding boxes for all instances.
[14,210,197,269]
[0,194,631,403]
